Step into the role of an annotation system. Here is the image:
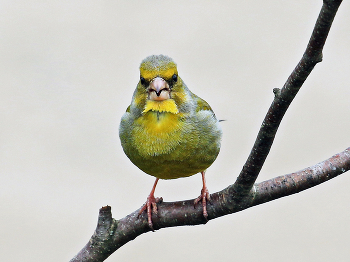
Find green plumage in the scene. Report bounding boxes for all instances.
[119,55,222,180]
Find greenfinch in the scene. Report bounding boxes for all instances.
[119,55,222,229]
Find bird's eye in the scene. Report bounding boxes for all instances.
[140,76,146,86]
[172,74,178,82]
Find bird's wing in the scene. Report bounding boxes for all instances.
[192,93,214,113]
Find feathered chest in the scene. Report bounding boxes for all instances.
[131,111,193,157]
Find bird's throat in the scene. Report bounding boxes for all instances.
[143,99,179,114]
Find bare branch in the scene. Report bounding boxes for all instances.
[70,148,350,262]
[232,0,343,196]
[252,147,350,206]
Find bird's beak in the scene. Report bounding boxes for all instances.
[148,77,170,101]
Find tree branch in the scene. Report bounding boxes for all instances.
[70,148,350,262]
[70,0,345,261]
[232,0,343,197]
[252,147,350,206]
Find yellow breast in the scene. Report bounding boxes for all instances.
[132,109,186,157]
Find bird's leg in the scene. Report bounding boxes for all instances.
[139,178,162,230]
[194,171,211,219]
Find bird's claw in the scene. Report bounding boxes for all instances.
[194,187,211,219]
[139,195,163,230]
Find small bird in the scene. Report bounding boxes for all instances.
[119,55,222,229]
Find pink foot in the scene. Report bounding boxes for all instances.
[139,194,162,230]
[138,178,162,230]
[194,186,211,219]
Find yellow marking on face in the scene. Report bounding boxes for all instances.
[139,55,178,82]
[171,87,188,105]
[133,92,147,107]
[143,99,179,114]
[140,67,178,82]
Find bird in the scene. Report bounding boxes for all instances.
[119,54,222,229]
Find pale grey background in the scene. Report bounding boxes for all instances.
[1,1,350,261]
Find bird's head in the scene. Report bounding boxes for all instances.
[133,55,189,115]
